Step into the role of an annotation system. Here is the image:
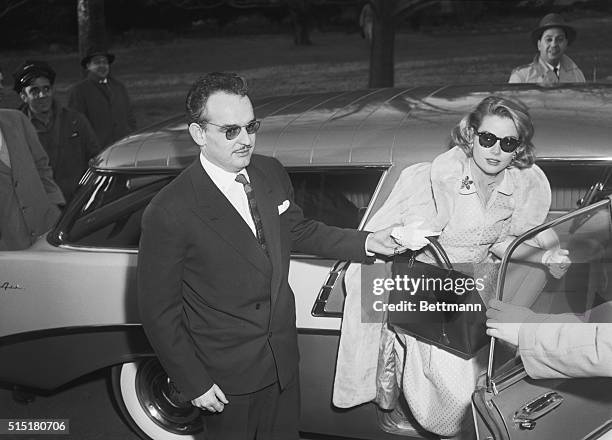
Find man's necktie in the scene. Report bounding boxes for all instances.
[553,66,559,78]
[235,174,267,251]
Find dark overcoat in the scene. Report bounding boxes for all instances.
[67,75,136,149]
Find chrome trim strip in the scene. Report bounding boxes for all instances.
[358,166,391,230]
[58,243,138,253]
[493,367,528,394]
[580,420,612,440]
[537,157,612,164]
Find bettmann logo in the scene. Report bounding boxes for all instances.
[0,281,24,292]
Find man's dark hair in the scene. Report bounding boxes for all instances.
[185,72,249,124]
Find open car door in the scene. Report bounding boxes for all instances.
[472,197,612,440]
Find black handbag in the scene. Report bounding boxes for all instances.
[387,237,488,359]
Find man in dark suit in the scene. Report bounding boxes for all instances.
[68,49,136,149]
[137,72,402,440]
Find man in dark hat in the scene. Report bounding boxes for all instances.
[67,49,136,148]
[13,60,99,202]
[509,13,585,84]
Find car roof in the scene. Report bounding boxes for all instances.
[94,83,612,172]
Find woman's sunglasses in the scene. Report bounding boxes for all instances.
[473,128,521,153]
[203,120,261,140]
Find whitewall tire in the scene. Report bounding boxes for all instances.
[111,359,203,440]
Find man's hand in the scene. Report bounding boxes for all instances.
[486,299,536,346]
[190,384,229,413]
[366,225,409,256]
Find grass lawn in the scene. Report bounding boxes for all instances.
[1,14,611,129]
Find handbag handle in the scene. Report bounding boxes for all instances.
[425,236,453,270]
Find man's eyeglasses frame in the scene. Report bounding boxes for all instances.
[200,120,261,141]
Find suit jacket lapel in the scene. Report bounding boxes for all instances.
[187,162,270,276]
[248,163,283,310]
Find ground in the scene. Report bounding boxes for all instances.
[1,14,611,129]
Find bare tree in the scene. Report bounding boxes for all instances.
[368,0,440,88]
[368,0,397,88]
[77,0,107,63]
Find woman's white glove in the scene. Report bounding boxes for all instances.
[541,248,571,279]
[391,220,440,251]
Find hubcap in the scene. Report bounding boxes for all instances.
[134,358,202,435]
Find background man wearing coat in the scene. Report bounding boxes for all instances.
[137,72,403,440]
[13,60,99,202]
[0,66,64,250]
[509,13,585,84]
[68,49,136,150]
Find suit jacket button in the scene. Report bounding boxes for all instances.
[255,303,261,310]
[268,331,273,338]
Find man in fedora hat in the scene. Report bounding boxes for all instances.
[13,60,99,202]
[509,13,585,84]
[68,48,136,148]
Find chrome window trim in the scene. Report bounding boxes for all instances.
[56,165,390,258]
[311,165,392,318]
[537,157,612,165]
[57,243,139,254]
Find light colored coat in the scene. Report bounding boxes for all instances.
[509,54,586,84]
[519,302,612,378]
[334,147,552,436]
[0,109,64,250]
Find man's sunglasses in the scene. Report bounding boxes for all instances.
[473,128,522,153]
[203,120,261,140]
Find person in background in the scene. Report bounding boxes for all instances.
[509,13,585,84]
[359,2,374,43]
[13,60,99,202]
[0,65,64,251]
[487,299,612,378]
[68,48,136,149]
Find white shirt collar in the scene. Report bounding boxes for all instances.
[199,152,249,192]
[539,57,560,72]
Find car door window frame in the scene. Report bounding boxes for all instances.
[487,196,612,393]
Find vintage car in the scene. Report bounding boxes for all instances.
[1,84,612,440]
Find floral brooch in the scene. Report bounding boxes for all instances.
[460,176,474,190]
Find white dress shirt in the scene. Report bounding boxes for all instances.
[199,153,257,237]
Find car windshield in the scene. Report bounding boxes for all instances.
[489,197,612,381]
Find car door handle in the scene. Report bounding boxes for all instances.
[513,391,564,430]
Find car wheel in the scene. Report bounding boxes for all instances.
[111,359,203,440]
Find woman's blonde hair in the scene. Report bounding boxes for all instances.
[449,95,535,169]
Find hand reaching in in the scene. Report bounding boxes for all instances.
[486,299,536,346]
